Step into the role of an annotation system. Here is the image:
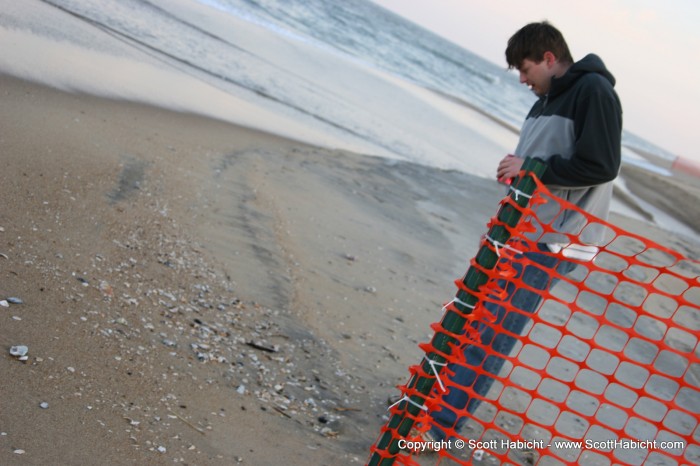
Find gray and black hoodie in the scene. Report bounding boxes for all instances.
[514,53,623,245]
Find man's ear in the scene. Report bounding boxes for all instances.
[543,51,556,67]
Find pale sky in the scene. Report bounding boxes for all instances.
[371,0,700,163]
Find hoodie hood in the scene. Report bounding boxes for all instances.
[549,53,615,98]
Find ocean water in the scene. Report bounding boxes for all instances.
[196,0,535,127]
[1,0,674,173]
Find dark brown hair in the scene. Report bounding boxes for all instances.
[505,21,574,69]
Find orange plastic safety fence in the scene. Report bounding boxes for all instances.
[369,177,699,466]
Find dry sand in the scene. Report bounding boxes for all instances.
[1,74,698,465]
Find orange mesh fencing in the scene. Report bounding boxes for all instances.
[368,175,699,466]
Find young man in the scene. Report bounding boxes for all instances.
[498,21,622,242]
[424,21,622,442]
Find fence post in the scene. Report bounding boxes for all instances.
[367,157,547,465]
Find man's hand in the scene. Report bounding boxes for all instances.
[497,154,524,184]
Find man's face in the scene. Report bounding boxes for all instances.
[517,58,553,97]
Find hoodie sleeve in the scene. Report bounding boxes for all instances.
[537,75,622,187]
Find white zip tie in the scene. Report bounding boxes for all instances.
[387,394,428,412]
[509,185,533,202]
[485,234,523,257]
[424,356,448,392]
[442,297,475,312]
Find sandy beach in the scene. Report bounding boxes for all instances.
[1,71,699,466]
[0,74,488,465]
